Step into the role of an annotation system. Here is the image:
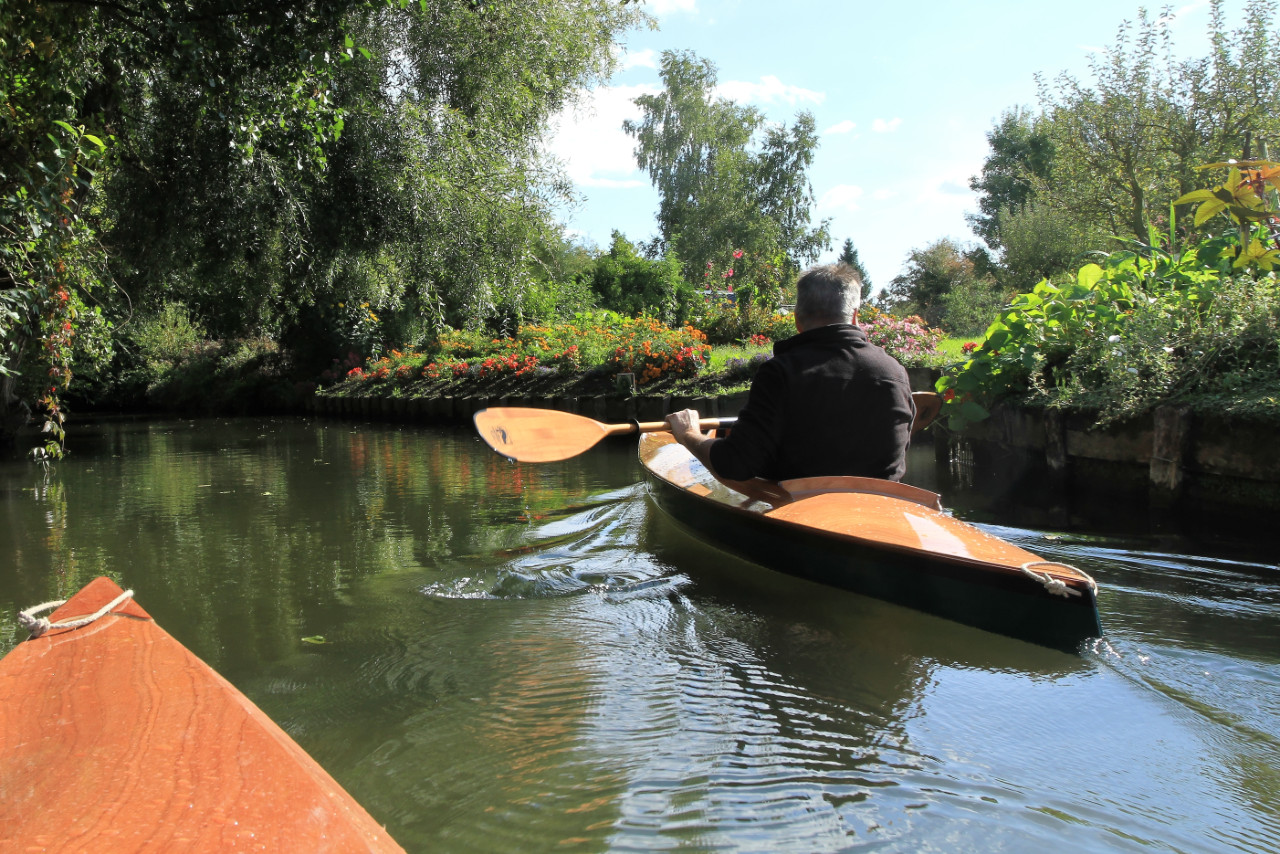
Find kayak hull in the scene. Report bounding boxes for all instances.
[0,577,403,853]
[640,433,1102,651]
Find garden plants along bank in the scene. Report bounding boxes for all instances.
[936,160,1280,432]
[320,306,946,404]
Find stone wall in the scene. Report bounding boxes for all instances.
[957,404,1280,510]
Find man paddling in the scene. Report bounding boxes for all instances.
[666,262,915,483]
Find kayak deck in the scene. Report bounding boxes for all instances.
[639,433,1101,649]
[0,577,403,853]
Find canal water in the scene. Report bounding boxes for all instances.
[1,416,1277,853]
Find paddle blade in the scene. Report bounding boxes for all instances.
[474,407,614,463]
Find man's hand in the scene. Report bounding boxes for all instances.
[665,408,706,447]
[665,408,720,473]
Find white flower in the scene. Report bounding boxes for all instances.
[1163,346,1174,354]
[1107,335,1121,343]
[1127,367,1139,375]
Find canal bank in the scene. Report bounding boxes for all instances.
[309,362,1280,516]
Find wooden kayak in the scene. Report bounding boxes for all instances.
[639,432,1102,650]
[0,577,403,853]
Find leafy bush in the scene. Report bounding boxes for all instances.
[585,233,699,325]
[937,160,1280,427]
[695,299,795,345]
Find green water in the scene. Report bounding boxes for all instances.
[2,416,1278,852]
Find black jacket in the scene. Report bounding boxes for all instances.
[708,324,914,482]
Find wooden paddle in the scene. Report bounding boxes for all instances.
[911,391,942,435]
[476,391,941,464]
[474,407,737,463]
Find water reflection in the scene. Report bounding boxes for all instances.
[0,417,1277,852]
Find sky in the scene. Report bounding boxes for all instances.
[546,0,1224,295]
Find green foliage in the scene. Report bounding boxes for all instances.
[625,50,829,285]
[939,276,1010,338]
[111,304,299,411]
[585,233,698,324]
[881,238,996,331]
[994,201,1101,291]
[936,198,1278,428]
[968,2,1280,289]
[967,108,1055,251]
[1050,275,1280,422]
[2,0,645,451]
[837,238,873,303]
[695,300,795,346]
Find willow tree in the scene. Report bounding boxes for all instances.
[106,0,645,347]
[3,0,646,448]
[2,0,367,452]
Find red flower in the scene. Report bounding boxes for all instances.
[733,249,743,259]
[944,389,956,402]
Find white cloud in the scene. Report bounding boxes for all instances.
[645,0,697,16]
[818,184,864,212]
[620,48,658,71]
[716,75,825,107]
[938,180,971,197]
[546,84,657,188]
[871,188,896,201]
[823,120,856,135]
[871,117,902,133]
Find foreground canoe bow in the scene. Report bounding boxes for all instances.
[640,433,1102,650]
[0,577,403,853]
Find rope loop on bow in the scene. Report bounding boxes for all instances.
[18,589,134,639]
[1019,562,1097,599]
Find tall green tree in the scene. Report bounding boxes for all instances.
[624,50,829,295]
[106,1,642,344]
[967,0,1280,294]
[837,238,873,303]
[966,108,1055,251]
[1036,0,1280,240]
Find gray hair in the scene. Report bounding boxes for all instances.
[794,263,862,328]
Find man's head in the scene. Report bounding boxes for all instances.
[793,263,862,331]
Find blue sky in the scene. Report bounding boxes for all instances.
[547,0,1222,294]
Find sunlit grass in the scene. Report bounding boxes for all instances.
[935,336,979,361]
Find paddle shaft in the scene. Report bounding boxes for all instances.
[603,417,736,438]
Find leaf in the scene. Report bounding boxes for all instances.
[958,401,989,422]
[301,635,327,645]
[52,120,76,135]
[985,329,1011,350]
[1193,198,1227,227]
[82,134,106,151]
[1077,264,1104,289]
[1172,189,1216,206]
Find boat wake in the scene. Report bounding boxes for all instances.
[419,485,690,602]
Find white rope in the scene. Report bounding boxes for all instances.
[1019,561,1097,599]
[18,589,134,639]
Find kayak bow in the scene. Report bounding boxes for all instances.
[0,577,403,853]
